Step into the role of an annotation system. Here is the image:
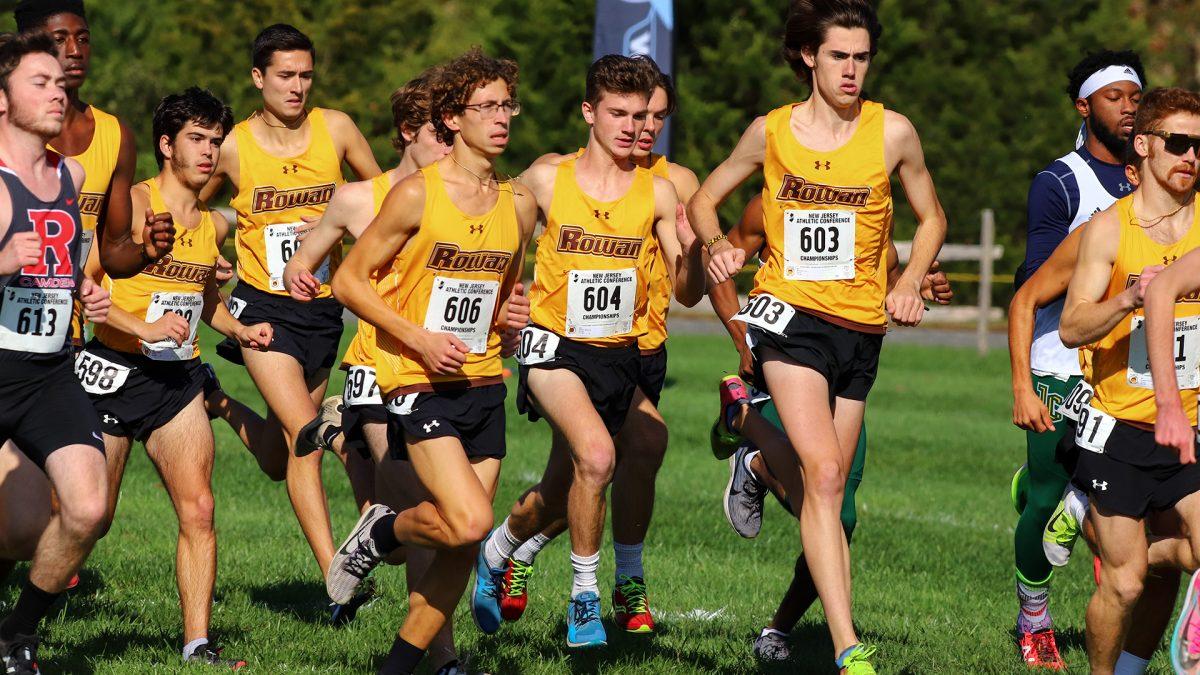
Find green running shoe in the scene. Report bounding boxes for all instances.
[1011,463,1029,515]
[1042,485,1086,567]
[838,644,877,674]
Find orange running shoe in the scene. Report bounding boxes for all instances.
[613,575,655,634]
[1018,629,1066,671]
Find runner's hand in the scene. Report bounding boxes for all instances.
[886,279,925,326]
[706,239,745,286]
[505,282,530,330]
[214,254,233,285]
[139,311,189,345]
[1012,387,1054,433]
[1156,403,1196,463]
[283,257,320,302]
[675,203,698,252]
[1127,264,1164,309]
[415,330,469,374]
[500,328,521,358]
[236,322,273,351]
[921,261,953,305]
[80,278,111,324]
[737,343,755,385]
[142,208,175,262]
[0,231,41,274]
[295,215,319,241]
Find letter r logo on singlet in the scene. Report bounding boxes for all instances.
[22,209,76,277]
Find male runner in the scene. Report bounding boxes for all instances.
[200,23,381,587]
[15,0,173,281]
[1008,49,1144,669]
[0,31,113,674]
[688,2,947,671]
[323,48,536,675]
[485,63,701,634]
[1058,86,1200,675]
[471,54,703,649]
[76,87,272,669]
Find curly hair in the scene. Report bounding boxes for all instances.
[390,66,440,152]
[782,0,881,86]
[1066,50,1145,102]
[429,47,518,146]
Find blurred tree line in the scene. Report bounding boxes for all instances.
[2,0,1196,283]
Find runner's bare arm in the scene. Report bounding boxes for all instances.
[652,177,704,307]
[708,195,765,382]
[202,274,272,350]
[327,109,382,180]
[284,182,367,300]
[1060,208,1140,347]
[885,111,947,327]
[1144,246,1200,461]
[497,186,539,356]
[96,122,169,278]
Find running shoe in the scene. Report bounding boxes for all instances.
[296,395,344,457]
[613,575,655,633]
[499,557,534,622]
[724,445,765,538]
[330,577,377,626]
[471,541,504,634]
[1172,569,1200,674]
[838,643,878,674]
[185,642,247,670]
[1018,629,1065,671]
[326,503,393,605]
[66,574,80,590]
[566,591,607,648]
[0,633,39,675]
[753,629,790,662]
[1011,463,1029,515]
[711,375,750,460]
[1043,485,1087,567]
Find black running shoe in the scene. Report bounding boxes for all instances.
[0,633,40,675]
[295,395,344,457]
[185,642,247,670]
[329,577,377,627]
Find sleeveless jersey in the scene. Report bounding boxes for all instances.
[753,101,893,331]
[48,105,120,259]
[230,108,343,297]
[94,179,218,360]
[1030,149,1128,376]
[1090,196,1200,425]
[527,158,656,347]
[341,172,394,370]
[639,154,672,353]
[374,163,521,395]
[0,152,83,361]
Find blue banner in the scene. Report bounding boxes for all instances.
[593,0,674,156]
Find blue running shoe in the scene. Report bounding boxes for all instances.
[471,544,504,634]
[566,591,607,648]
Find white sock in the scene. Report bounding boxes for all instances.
[613,541,644,581]
[759,627,786,639]
[182,637,208,660]
[1114,650,1150,675]
[483,519,521,570]
[744,450,761,481]
[570,551,601,598]
[512,532,551,565]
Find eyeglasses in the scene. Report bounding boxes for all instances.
[1144,130,1200,156]
[462,100,521,118]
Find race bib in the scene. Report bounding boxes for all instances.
[74,349,131,395]
[0,287,72,353]
[264,222,330,291]
[1074,404,1117,454]
[141,291,203,361]
[226,295,246,319]
[1057,379,1095,423]
[1126,315,1200,390]
[783,210,856,281]
[565,268,636,338]
[424,277,500,354]
[385,392,418,416]
[343,365,382,407]
[78,230,95,271]
[516,325,560,366]
[734,293,796,336]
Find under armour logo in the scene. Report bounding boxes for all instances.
[1165,254,1179,266]
[1119,182,1133,193]
[423,420,440,433]
[593,209,610,220]
[815,160,830,170]
[469,224,484,235]
[1092,479,1108,491]
[102,414,119,424]
[281,164,299,174]
[178,232,194,248]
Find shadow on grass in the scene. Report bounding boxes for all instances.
[246,578,336,624]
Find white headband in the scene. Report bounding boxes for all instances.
[1077,65,1142,100]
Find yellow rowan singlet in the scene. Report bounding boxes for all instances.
[341,171,394,370]
[639,154,672,353]
[230,108,343,297]
[753,100,893,331]
[1090,196,1200,425]
[94,179,218,360]
[374,163,520,395]
[528,158,656,347]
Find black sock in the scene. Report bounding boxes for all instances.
[377,636,425,675]
[319,423,342,447]
[370,514,401,555]
[0,581,61,640]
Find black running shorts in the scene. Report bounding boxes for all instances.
[637,347,668,408]
[342,364,388,459]
[217,282,343,379]
[0,356,103,468]
[748,309,883,402]
[1075,419,1200,518]
[386,383,507,461]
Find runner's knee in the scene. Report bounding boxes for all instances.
[573,438,617,487]
[804,459,846,502]
[177,490,216,535]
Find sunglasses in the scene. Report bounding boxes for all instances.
[1144,130,1200,156]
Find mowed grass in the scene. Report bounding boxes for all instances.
[1,327,1180,673]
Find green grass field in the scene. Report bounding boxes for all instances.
[0,328,1180,673]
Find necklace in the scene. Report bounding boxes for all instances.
[256,108,307,129]
[1131,200,1187,229]
[451,154,510,191]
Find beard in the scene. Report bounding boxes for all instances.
[1089,117,1128,162]
[169,155,208,191]
[8,98,61,140]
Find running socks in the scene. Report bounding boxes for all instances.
[371,513,401,555]
[379,636,426,675]
[570,551,601,598]
[512,532,551,565]
[182,637,209,660]
[613,542,644,582]
[1016,574,1052,633]
[483,520,522,570]
[0,580,60,640]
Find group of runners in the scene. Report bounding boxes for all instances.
[4,0,1200,673]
